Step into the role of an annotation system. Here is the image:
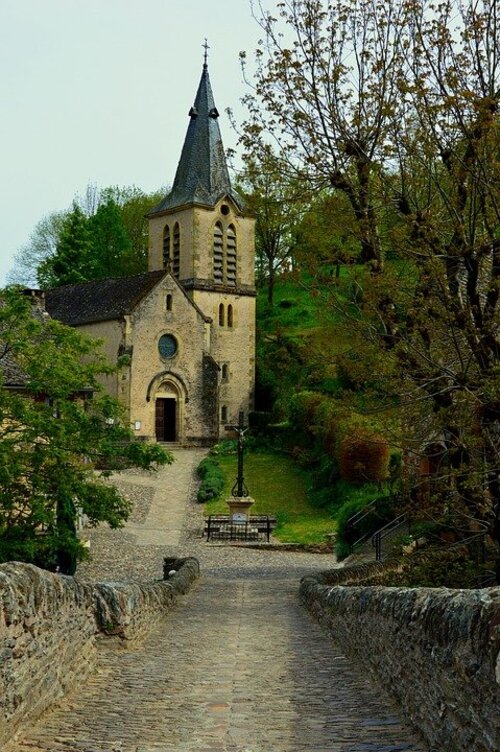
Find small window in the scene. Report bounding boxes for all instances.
[166,294,173,312]
[219,303,225,327]
[221,364,229,381]
[227,304,233,328]
[221,405,228,423]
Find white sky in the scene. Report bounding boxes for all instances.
[0,0,263,285]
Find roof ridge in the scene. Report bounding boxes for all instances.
[46,269,164,293]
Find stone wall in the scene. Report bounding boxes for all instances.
[0,558,199,749]
[312,560,404,586]
[300,574,500,752]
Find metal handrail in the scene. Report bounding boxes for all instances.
[346,499,378,531]
[347,499,380,552]
[371,514,409,562]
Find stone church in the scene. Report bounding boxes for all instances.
[45,62,256,445]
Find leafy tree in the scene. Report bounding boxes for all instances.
[0,288,171,573]
[37,203,93,288]
[244,0,500,577]
[294,191,360,281]
[9,185,166,288]
[239,148,304,304]
[87,197,132,279]
[109,185,165,275]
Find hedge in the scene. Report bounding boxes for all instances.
[196,457,225,503]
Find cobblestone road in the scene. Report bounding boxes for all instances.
[13,449,428,752]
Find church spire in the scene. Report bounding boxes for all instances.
[150,53,244,215]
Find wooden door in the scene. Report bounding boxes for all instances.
[155,398,176,442]
[155,398,166,441]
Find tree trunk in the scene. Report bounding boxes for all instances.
[267,262,275,306]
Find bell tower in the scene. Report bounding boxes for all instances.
[147,54,256,429]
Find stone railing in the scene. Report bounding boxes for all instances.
[300,573,500,752]
[313,560,402,586]
[0,558,199,749]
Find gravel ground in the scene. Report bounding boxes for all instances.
[78,449,337,583]
[112,482,155,524]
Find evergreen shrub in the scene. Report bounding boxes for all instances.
[334,490,395,560]
[209,440,237,455]
[196,457,225,503]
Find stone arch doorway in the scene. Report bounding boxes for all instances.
[155,380,182,442]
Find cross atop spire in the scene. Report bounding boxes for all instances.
[203,38,210,68]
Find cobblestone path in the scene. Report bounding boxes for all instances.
[16,577,426,752]
[13,449,427,751]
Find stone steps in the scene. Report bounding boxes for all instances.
[13,577,427,752]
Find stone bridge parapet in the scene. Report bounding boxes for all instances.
[300,572,500,752]
[0,558,199,749]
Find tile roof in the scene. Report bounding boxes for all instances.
[45,271,167,326]
[0,293,48,387]
[1,350,29,387]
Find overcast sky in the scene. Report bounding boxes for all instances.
[0,0,263,285]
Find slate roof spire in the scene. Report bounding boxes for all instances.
[150,53,244,215]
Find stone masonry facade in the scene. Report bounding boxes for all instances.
[44,64,256,446]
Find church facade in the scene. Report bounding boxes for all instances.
[45,63,256,445]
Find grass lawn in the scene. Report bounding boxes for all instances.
[204,451,335,544]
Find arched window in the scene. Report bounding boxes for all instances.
[227,304,233,328]
[162,225,170,269]
[213,222,224,283]
[221,405,228,423]
[172,223,180,278]
[219,303,225,327]
[221,363,229,381]
[226,225,237,287]
[166,294,173,312]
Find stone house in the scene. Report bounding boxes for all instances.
[45,63,256,445]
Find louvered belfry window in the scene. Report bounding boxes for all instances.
[163,225,171,269]
[172,223,180,279]
[213,222,237,286]
[226,225,237,287]
[213,222,224,283]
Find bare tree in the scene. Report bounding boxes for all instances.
[241,0,409,270]
[8,212,65,286]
